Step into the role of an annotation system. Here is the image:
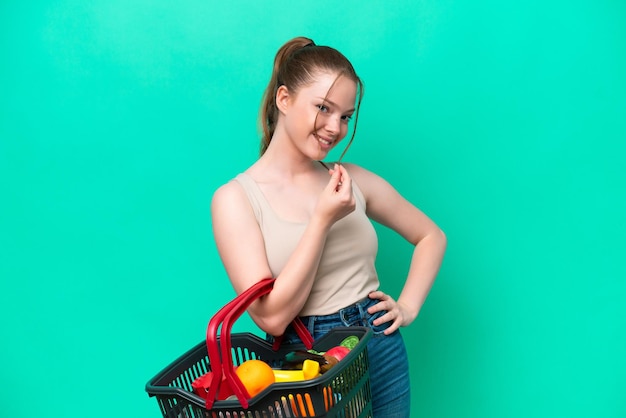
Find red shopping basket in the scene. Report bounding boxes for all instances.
[145,278,373,417]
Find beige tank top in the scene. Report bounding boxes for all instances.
[235,172,380,316]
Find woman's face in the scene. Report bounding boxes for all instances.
[281,71,357,161]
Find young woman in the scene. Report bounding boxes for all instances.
[211,36,447,417]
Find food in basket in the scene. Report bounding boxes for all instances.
[282,350,326,373]
[320,354,339,373]
[325,345,351,361]
[281,334,360,376]
[285,350,326,366]
[301,358,321,379]
[235,359,276,397]
[273,359,321,382]
[339,335,360,350]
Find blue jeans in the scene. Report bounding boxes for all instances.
[270,297,411,417]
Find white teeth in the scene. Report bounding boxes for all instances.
[317,136,331,145]
[314,133,333,146]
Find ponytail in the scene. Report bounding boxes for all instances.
[259,37,314,155]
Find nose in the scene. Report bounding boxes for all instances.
[324,114,341,135]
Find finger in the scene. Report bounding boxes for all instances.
[337,164,351,182]
[337,164,350,178]
[384,321,400,335]
[368,290,388,301]
[326,164,341,189]
[370,308,401,335]
[335,165,343,187]
[376,306,403,335]
[335,165,353,192]
[367,299,390,320]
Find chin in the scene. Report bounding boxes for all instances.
[312,150,330,162]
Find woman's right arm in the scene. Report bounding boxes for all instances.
[210,165,354,336]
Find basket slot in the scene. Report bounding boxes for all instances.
[183,370,197,393]
[289,393,316,417]
[157,398,168,416]
[171,355,212,393]
[276,397,294,418]
[328,350,372,418]
[182,392,322,418]
[173,368,196,393]
[233,345,257,365]
[191,361,209,382]
[171,375,186,392]
[159,396,192,418]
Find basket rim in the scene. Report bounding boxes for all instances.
[145,326,372,407]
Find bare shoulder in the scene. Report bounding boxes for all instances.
[342,162,395,201]
[211,177,255,222]
[211,178,242,207]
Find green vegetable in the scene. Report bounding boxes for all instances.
[339,335,359,350]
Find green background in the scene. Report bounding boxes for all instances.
[1,1,625,417]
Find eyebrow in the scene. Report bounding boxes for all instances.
[316,97,355,113]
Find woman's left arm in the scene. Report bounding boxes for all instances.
[346,163,447,334]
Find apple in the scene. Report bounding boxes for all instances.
[325,346,350,362]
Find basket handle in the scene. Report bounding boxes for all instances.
[204,278,274,408]
[271,311,314,350]
[205,278,314,409]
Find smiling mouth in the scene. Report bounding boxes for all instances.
[314,133,334,146]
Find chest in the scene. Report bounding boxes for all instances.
[257,180,325,224]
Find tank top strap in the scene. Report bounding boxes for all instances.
[236,171,367,221]
[234,173,270,224]
[351,181,366,211]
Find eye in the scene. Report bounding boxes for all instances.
[316,104,329,113]
[341,114,353,123]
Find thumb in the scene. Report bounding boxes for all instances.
[327,163,335,176]
[328,164,342,189]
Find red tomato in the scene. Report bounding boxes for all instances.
[325,346,351,362]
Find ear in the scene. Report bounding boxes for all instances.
[275,85,291,114]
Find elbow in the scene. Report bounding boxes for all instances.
[437,227,447,251]
[262,320,289,338]
[434,228,448,257]
[247,297,303,337]
[251,314,291,338]
[413,226,447,250]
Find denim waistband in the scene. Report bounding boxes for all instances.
[282,296,391,343]
[300,295,373,323]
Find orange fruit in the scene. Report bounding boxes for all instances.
[235,359,276,398]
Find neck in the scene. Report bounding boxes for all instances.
[258,147,318,179]
[256,129,321,179]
